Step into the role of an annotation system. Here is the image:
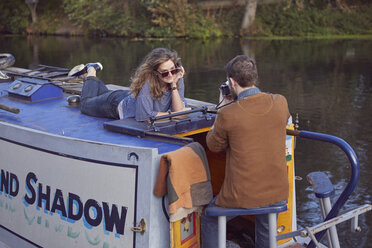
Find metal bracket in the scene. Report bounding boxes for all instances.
[131,218,146,235]
[149,106,210,131]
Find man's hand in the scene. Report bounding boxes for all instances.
[219,89,234,105]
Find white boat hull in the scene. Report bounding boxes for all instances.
[0,122,169,248]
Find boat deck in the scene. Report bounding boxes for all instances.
[0,65,217,155]
[0,80,188,154]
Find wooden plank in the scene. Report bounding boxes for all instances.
[35,71,68,78]
[37,64,70,72]
[3,66,72,83]
[51,76,79,82]
[62,87,83,95]
[29,72,50,77]
[0,104,20,114]
[2,67,32,74]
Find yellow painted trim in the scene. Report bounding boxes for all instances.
[170,213,201,248]
[277,124,295,245]
[175,127,211,137]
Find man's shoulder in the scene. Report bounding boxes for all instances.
[255,92,285,99]
[259,92,287,104]
[270,92,286,99]
[217,100,239,114]
[270,93,288,105]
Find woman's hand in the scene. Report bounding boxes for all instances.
[172,66,185,87]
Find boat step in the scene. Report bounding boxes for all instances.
[307,172,334,198]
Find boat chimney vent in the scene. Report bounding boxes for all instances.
[7,77,63,102]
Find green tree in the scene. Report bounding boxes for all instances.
[0,0,29,33]
[63,0,132,36]
[144,0,222,38]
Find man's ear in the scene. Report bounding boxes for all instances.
[229,77,238,88]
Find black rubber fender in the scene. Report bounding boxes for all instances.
[0,53,15,69]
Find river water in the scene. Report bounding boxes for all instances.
[1,36,371,247]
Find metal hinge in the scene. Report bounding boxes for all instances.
[131,218,146,235]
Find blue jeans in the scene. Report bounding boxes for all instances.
[80,76,129,119]
[201,200,286,248]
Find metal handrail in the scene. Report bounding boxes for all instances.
[287,129,360,248]
[149,106,210,129]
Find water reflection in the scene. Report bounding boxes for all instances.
[1,35,371,247]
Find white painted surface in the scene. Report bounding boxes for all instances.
[0,240,10,248]
[0,139,136,248]
[0,122,171,248]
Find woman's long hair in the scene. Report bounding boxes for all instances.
[130,48,181,100]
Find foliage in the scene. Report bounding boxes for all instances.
[29,0,64,34]
[143,0,222,38]
[63,0,133,36]
[0,0,29,34]
[0,0,372,38]
[333,6,372,34]
[214,7,245,36]
[256,3,372,36]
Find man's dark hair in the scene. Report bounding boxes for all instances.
[225,55,258,87]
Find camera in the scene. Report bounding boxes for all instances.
[219,81,231,96]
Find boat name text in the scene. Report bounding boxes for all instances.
[0,169,128,236]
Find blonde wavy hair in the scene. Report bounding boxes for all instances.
[130,48,182,100]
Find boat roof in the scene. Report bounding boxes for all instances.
[0,73,215,154]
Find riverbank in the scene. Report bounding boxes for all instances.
[242,34,372,40]
[2,33,372,42]
[1,1,372,39]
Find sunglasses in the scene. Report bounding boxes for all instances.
[157,68,180,78]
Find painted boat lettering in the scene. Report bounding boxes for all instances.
[1,169,128,237]
[0,169,19,198]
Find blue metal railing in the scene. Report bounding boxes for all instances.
[288,130,360,248]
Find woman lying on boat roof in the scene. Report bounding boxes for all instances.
[68,48,190,121]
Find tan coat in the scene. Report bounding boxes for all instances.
[154,142,213,214]
[207,92,290,208]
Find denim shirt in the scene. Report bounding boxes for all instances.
[237,87,261,100]
[119,78,187,121]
